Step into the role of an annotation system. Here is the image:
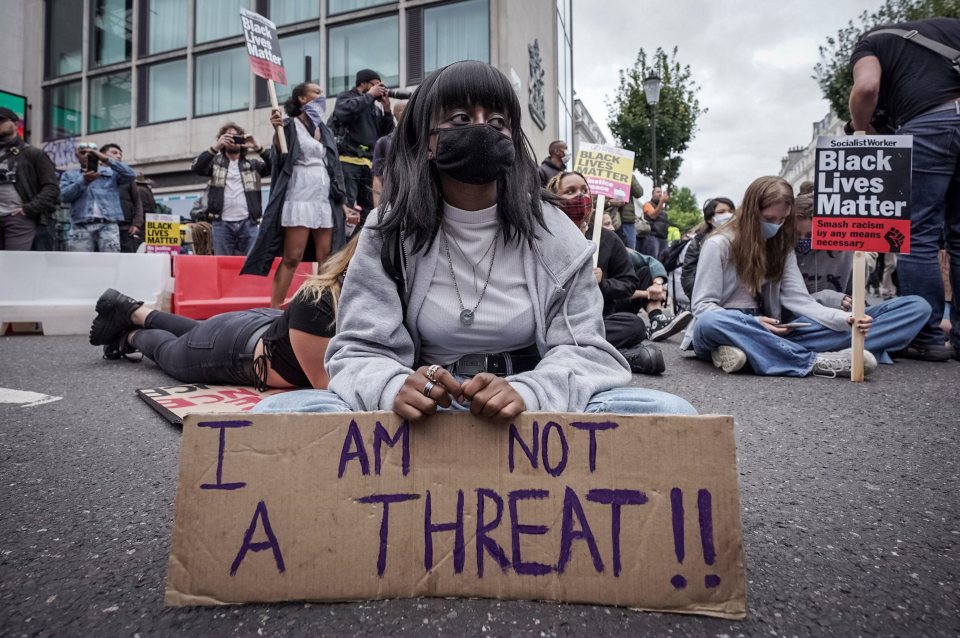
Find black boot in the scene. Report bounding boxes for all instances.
[102,332,140,362]
[89,289,144,346]
[620,344,665,375]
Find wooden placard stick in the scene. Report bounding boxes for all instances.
[268,80,288,155]
[850,129,868,382]
[590,194,606,268]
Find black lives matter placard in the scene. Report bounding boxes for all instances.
[240,8,286,85]
[813,135,912,253]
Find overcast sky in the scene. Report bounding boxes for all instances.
[572,0,886,208]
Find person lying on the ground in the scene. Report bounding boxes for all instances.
[684,176,881,379]
[88,235,360,390]
[545,170,664,374]
[251,60,696,421]
[791,193,933,363]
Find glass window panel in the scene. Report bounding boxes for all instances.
[327,15,398,95]
[195,47,250,116]
[328,0,392,16]
[89,71,132,132]
[270,0,319,25]
[92,0,133,67]
[423,0,488,74]
[195,0,245,44]
[145,59,188,123]
[146,0,188,54]
[46,0,83,77]
[275,31,321,101]
[45,82,82,139]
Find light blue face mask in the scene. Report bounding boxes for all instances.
[760,221,783,239]
[302,95,327,126]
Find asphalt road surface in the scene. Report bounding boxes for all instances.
[1,335,958,637]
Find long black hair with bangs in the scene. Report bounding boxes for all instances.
[376,60,548,254]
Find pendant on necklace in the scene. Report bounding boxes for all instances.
[459,309,475,327]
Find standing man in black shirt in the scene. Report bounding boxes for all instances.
[849,18,960,361]
[331,69,395,224]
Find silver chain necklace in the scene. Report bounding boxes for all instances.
[444,224,498,291]
[440,227,499,327]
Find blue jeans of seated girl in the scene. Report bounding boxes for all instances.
[692,295,931,376]
[251,386,697,415]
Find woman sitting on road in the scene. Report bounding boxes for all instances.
[89,235,359,390]
[252,60,695,420]
[686,176,880,378]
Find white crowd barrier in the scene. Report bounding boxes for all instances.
[0,251,172,336]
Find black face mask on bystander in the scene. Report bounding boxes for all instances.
[430,124,515,184]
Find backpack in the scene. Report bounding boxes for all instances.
[327,112,349,154]
[661,237,691,273]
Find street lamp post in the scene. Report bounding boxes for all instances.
[642,73,662,187]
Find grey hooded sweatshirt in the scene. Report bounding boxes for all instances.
[325,203,631,412]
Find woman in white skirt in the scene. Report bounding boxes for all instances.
[246,82,352,308]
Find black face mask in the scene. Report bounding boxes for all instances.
[430,124,515,184]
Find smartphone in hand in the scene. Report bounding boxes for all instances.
[85,154,99,173]
[779,322,812,329]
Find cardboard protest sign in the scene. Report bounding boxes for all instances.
[240,8,286,85]
[144,213,180,254]
[137,384,290,425]
[573,143,635,201]
[165,413,747,618]
[813,135,912,253]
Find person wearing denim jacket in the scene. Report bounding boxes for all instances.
[60,143,135,252]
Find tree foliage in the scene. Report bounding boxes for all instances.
[815,0,960,120]
[666,186,702,233]
[608,47,704,188]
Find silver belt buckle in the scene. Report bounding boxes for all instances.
[452,354,487,377]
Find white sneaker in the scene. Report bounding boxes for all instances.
[711,346,747,373]
[810,349,878,378]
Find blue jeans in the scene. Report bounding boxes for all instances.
[252,386,697,415]
[617,222,637,250]
[642,235,666,261]
[896,107,960,349]
[68,221,120,252]
[213,219,259,256]
[692,297,931,376]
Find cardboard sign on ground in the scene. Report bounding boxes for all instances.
[813,135,912,253]
[572,143,635,201]
[137,384,289,425]
[166,413,747,618]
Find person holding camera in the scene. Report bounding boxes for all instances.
[60,142,135,253]
[849,17,960,361]
[330,69,396,223]
[0,107,59,251]
[190,122,271,256]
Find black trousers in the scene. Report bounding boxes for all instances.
[130,308,280,385]
[603,313,648,349]
[118,222,144,253]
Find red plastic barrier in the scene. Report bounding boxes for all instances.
[172,256,313,319]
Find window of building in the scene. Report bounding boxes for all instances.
[142,0,188,55]
[327,15,398,96]
[140,59,188,124]
[268,0,320,25]
[328,0,393,16]
[45,0,83,78]
[89,71,133,133]
[195,0,245,44]
[257,30,321,105]
[44,82,82,140]
[407,0,488,84]
[91,0,133,67]
[195,47,250,116]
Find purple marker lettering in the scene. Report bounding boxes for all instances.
[508,422,539,473]
[670,487,686,589]
[508,489,552,575]
[198,420,253,490]
[230,500,285,576]
[557,487,603,574]
[698,488,720,588]
[586,488,647,576]
[540,421,568,478]
[424,490,465,573]
[570,421,618,472]
[355,493,420,577]
[475,488,509,577]
[373,420,410,476]
[338,419,370,478]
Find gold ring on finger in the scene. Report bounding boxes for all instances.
[426,364,442,383]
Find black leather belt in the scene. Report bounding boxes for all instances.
[243,323,271,357]
[425,344,541,378]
